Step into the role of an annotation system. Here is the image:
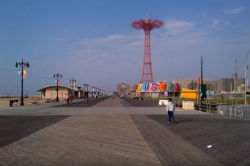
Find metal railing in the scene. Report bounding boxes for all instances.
[217,105,250,120]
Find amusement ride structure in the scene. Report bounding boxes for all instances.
[131,18,163,83]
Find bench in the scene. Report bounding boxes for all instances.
[9,100,19,107]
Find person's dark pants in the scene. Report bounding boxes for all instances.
[168,111,174,122]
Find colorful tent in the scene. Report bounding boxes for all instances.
[174,83,180,92]
[168,82,173,91]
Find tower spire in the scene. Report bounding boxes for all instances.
[131,18,163,83]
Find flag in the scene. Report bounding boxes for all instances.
[18,70,22,79]
[23,69,27,78]
[18,70,27,78]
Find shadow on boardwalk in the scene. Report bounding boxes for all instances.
[0,116,69,148]
[132,114,250,166]
[54,98,108,107]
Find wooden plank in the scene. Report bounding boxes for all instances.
[147,114,250,166]
[0,115,161,166]
[131,115,223,166]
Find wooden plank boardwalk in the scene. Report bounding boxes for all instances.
[123,97,159,107]
[0,115,161,166]
[0,116,68,148]
[55,97,110,107]
[137,114,250,166]
[94,96,124,107]
[0,97,249,166]
[131,115,223,166]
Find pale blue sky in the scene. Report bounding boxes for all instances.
[0,0,249,95]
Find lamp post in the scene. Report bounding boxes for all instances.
[53,73,62,102]
[200,56,203,110]
[16,59,29,106]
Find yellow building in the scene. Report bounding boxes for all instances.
[181,88,198,99]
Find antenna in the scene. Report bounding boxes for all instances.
[234,57,238,92]
[246,50,249,87]
[244,50,249,104]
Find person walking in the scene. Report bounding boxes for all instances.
[69,95,73,102]
[67,95,70,104]
[166,98,175,123]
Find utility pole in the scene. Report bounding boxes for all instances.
[16,59,29,106]
[53,73,62,102]
[200,56,203,108]
[201,56,203,87]
[234,58,238,92]
[245,51,249,105]
[191,80,194,90]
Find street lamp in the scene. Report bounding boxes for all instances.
[53,73,62,102]
[16,59,29,106]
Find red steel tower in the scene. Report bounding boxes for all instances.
[132,18,163,83]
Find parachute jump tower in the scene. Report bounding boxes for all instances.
[131,18,163,83]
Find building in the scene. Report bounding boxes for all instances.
[72,87,84,99]
[203,79,217,91]
[172,79,193,89]
[216,77,245,92]
[117,83,131,96]
[37,85,83,100]
[216,79,233,92]
[172,78,217,91]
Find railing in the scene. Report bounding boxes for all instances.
[194,103,218,113]
[217,105,250,120]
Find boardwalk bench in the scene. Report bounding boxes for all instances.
[9,100,19,107]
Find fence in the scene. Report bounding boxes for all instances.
[197,103,217,113]
[217,105,250,120]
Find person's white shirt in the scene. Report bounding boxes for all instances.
[166,101,175,112]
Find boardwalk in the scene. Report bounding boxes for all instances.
[0,97,249,166]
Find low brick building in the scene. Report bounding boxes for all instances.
[37,86,73,100]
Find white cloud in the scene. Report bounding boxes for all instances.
[78,34,128,45]
[165,20,195,35]
[211,19,220,28]
[58,19,248,91]
[63,19,205,87]
[224,7,244,14]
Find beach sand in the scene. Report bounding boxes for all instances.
[0,97,45,108]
